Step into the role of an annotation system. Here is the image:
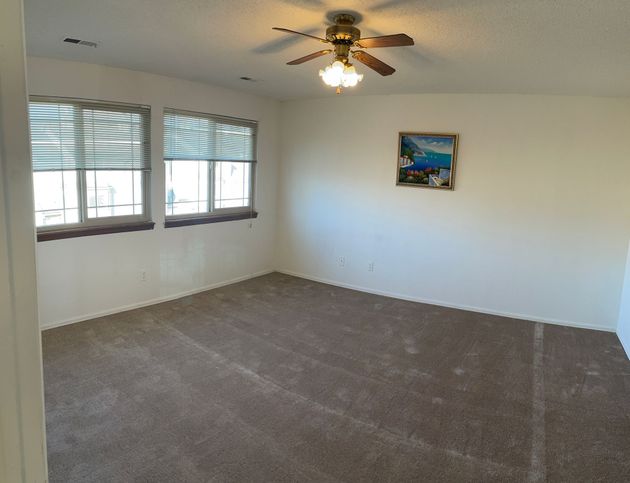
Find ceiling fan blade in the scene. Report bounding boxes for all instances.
[287,50,332,65]
[356,34,414,48]
[352,51,396,76]
[272,27,329,43]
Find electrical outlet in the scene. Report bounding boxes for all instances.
[368,261,374,272]
[337,256,346,268]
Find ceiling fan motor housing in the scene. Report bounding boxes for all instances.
[326,14,360,63]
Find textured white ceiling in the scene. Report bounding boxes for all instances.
[24,0,630,100]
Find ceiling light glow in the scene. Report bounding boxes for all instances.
[319,61,363,90]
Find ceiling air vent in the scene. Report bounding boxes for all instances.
[63,37,98,48]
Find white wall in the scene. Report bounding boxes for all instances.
[616,241,630,356]
[0,3,47,480]
[276,94,630,331]
[28,59,630,336]
[28,57,279,328]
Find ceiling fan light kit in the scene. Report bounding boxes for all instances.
[273,14,414,94]
[319,61,363,93]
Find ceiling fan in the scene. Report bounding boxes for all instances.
[273,13,414,93]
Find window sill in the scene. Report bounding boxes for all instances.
[37,221,155,242]
[164,211,258,228]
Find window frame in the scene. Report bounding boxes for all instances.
[212,160,257,214]
[164,161,256,220]
[29,96,153,240]
[163,107,257,227]
[163,159,211,219]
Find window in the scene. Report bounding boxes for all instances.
[163,109,256,225]
[29,98,152,239]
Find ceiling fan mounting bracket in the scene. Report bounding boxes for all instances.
[332,14,356,26]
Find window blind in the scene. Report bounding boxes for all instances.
[29,98,151,172]
[163,109,257,163]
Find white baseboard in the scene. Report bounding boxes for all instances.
[42,267,617,334]
[276,269,616,333]
[40,269,274,331]
[617,330,630,359]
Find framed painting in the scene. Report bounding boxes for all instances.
[397,132,459,190]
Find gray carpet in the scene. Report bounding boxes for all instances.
[43,272,630,482]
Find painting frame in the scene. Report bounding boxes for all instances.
[396,132,459,190]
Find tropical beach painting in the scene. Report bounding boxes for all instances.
[397,132,458,190]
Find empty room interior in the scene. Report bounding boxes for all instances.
[3,0,630,481]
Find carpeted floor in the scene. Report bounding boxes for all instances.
[43,272,630,482]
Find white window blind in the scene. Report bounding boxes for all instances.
[163,109,257,163]
[29,98,151,172]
